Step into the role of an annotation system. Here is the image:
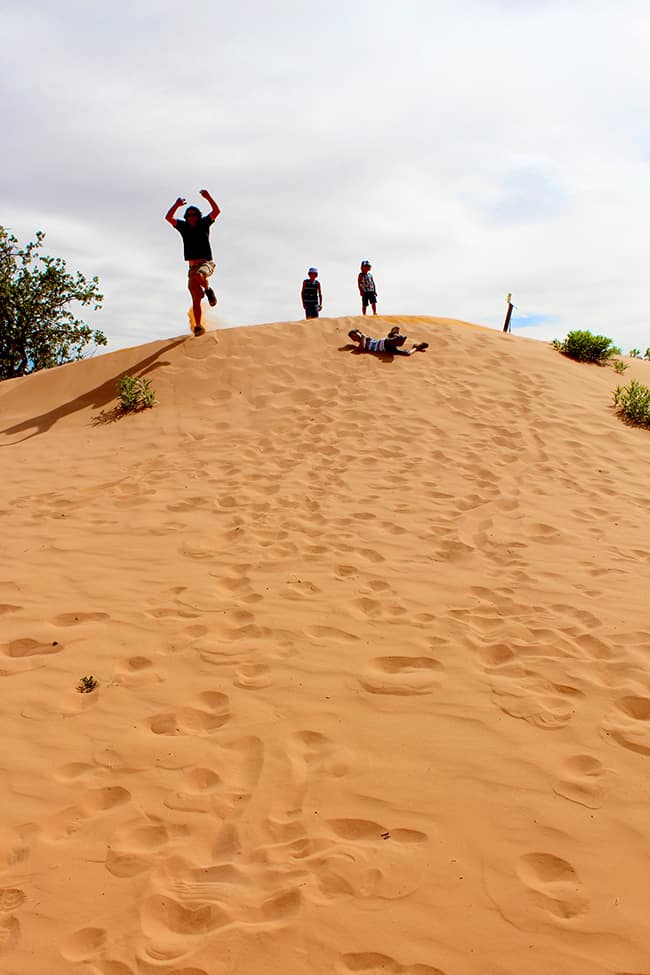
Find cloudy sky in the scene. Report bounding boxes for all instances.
[2,0,649,353]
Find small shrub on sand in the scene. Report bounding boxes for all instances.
[613,359,628,375]
[118,375,156,412]
[77,675,98,693]
[552,330,621,364]
[629,348,641,359]
[644,348,650,361]
[613,380,650,427]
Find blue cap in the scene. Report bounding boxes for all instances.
[308,267,318,274]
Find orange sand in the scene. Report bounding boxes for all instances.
[1,315,650,975]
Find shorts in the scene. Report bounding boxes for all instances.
[361,291,377,308]
[188,261,215,280]
[304,302,320,319]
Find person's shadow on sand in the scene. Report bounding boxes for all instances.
[1,338,187,444]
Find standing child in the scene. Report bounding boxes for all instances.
[301,267,323,319]
[358,260,377,316]
[165,189,220,335]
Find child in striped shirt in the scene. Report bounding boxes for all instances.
[301,267,323,319]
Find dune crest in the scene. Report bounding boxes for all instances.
[2,315,650,974]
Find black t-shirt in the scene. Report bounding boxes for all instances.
[174,215,214,261]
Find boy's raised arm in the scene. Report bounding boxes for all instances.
[200,189,221,221]
[165,197,186,226]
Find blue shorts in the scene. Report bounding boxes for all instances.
[362,291,377,308]
[304,302,320,319]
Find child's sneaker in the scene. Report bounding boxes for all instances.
[205,287,217,307]
[193,324,206,336]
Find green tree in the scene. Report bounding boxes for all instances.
[0,226,106,380]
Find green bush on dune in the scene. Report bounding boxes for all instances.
[117,375,157,412]
[613,380,650,428]
[552,330,621,364]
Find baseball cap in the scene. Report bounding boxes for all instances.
[308,267,318,274]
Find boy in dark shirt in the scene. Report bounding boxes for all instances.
[165,189,220,335]
[348,326,428,355]
[301,267,323,319]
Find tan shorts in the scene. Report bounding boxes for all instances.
[188,261,215,280]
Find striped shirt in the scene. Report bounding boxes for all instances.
[302,279,321,304]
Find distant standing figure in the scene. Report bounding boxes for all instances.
[301,267,323,319]
[165,189,220,335]
[358,260,377,316]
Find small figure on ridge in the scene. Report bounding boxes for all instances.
[358,260,378,316]
[301,267,323,320]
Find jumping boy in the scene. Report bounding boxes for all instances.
[348,325,428,356]
[301,267,323,319]
[358,260,377,316]
[165,189,220,335]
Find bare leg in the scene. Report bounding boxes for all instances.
[188,275,204,331]
[362,303,367,316]
[371,302,377,315]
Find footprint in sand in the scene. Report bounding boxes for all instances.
[148,691,230,736]
[304,625,359,643]
[0,915,20,956]
[360,656,444,696]
[288,730,350,782]
[44,786,131,841]
[234,663,271,689]
[91,963,136,975]
[339,952,445,975]
[59,926,107,962]
[54,761,95,781]
[0,885,25,958]
[164,736,264,817]
[2,637,63,658]
[516,852,588,919]
[328,819,427,844]
[553,754,611,809]
[106,820,189,878]
[115,655,163,687]
[51,611,109,626]
[0,889,25,913]
[490,674,582,729]
[335,565,358,579]
[602,695,650,756]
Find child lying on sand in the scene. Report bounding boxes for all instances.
[348,326,429,356]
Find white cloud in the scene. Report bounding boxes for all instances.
[1,0,649,353]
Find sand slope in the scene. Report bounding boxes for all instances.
[1,315,650,975]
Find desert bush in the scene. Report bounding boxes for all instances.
[629,348,641,359]
[117,375,156,412]
[612,359,628,375]
[644,348,650,361]
[552,330,621,363]
[77,675,98,693]
[613,379,650,427]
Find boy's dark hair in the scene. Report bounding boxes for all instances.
[184,206,202,219]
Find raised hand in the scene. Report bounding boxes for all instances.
[176,197,186,207]
[199,189,212,200]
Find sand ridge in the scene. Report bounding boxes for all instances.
[1,315,650,974]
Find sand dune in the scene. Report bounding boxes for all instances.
[1,315,650,975]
